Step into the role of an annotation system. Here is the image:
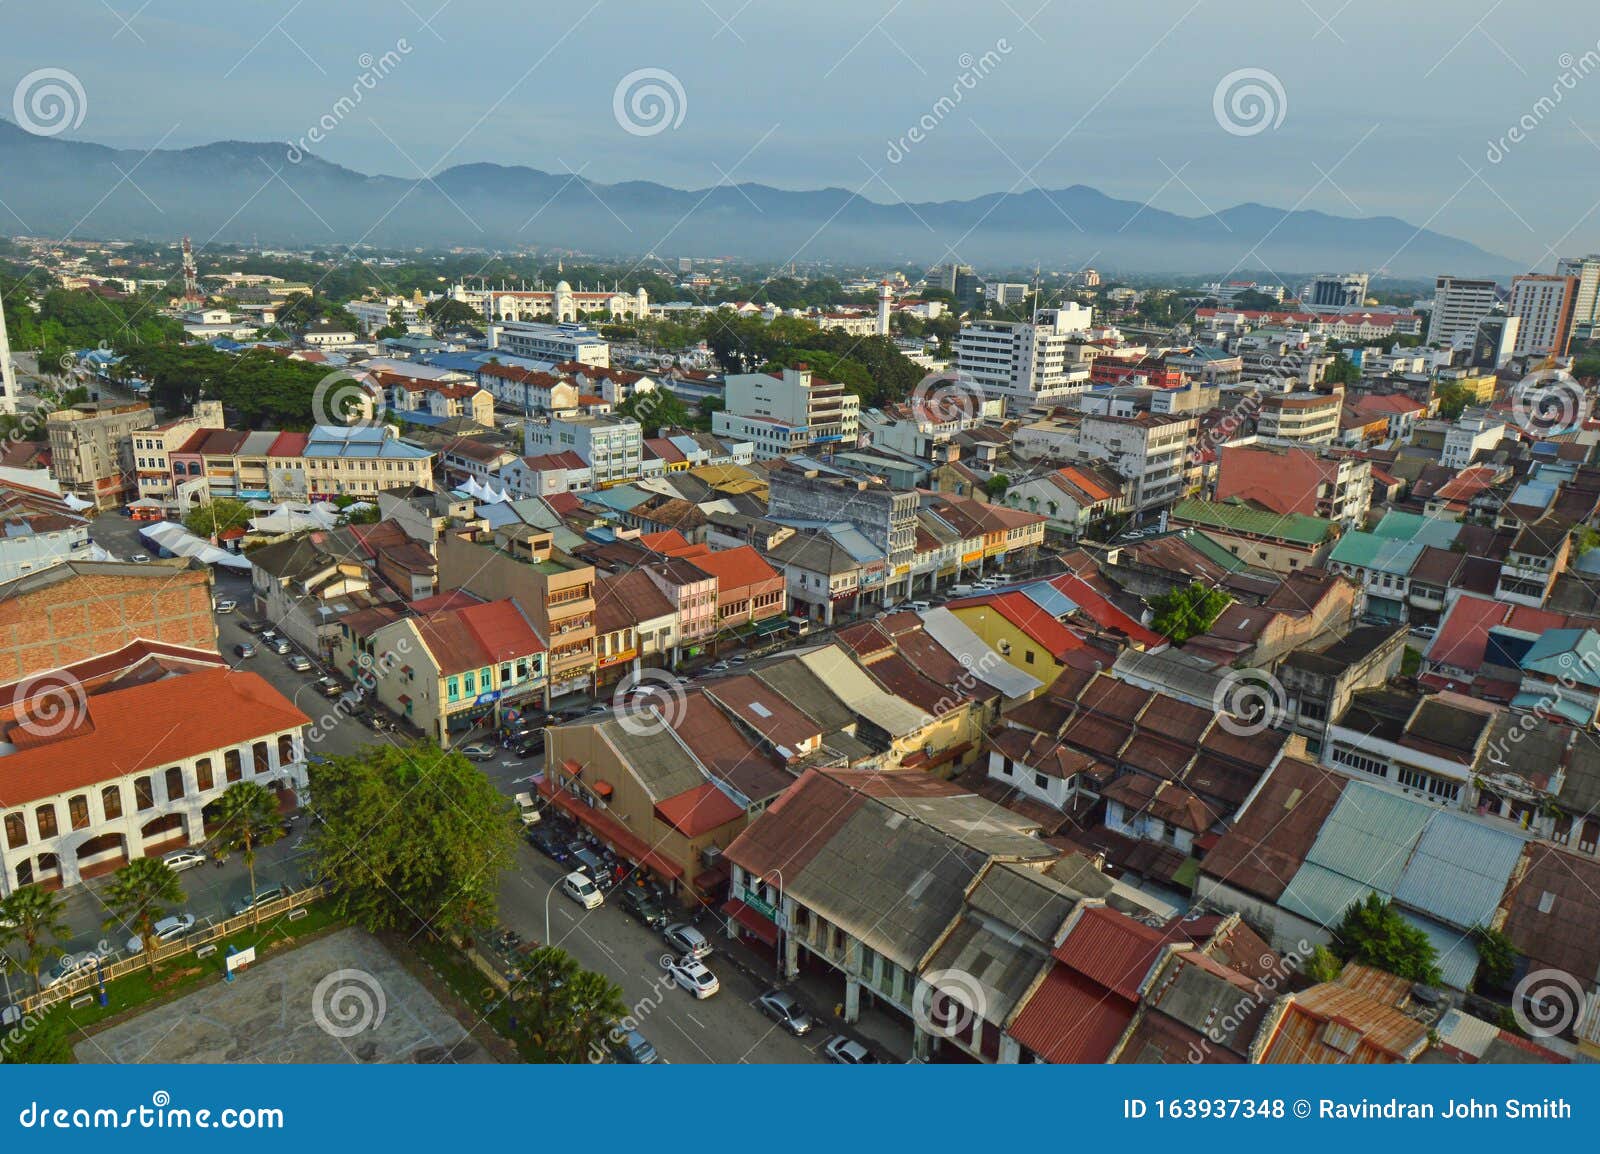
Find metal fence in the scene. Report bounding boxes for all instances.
[15,884,326,1016]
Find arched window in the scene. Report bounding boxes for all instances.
[68,795,90,831]
[278,735,296,765]
[252,742,270,775]
[164,766,185,800]
[102,785,123,820]
[195,758,214,792]
[134,777,155,811]
[3,813,26,849]
[35,804,58,840]
[225,749,242,783]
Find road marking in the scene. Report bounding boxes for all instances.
[686,1011,708,1030]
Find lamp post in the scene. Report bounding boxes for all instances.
[543,875,565,945]
[767,868,785,981]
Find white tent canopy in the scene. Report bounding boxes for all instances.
[138,520,252,570]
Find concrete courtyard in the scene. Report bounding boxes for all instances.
[74,929,491,1064]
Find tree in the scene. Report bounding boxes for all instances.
[0,885,69,992]
[615,387,691,437]
[1303,944,1344,984]
[1323,354,1361,386]
[183,498,254,541]
[1473,925,1519,991]
[204,781,285,915]
[514,945,628,1062]
[102,858,186,968]
[1149,581,1233,643]
[1329,893,1443,985]
[1433,381,1471,420]
[424,298,484,333]
[0,1016,75,1064]
[983,474,1010,501]
[306,741,517,937]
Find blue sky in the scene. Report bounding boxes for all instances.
[5,0,1600,266]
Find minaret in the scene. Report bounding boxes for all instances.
[876,280,893,336]
[0,300,17,415]
[181,237,201,304]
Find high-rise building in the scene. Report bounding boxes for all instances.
[1306,273,1369,310]
[0,296,17,415]
[1426,276,1499,347]
[1471,315,1521,370]
[955,305,1093,412]
[1555,254,1600,337]
[1508,274,1578,358]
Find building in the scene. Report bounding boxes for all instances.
[1470,314,1521,369]
[0,481,95,584]
[987,282,1029,307]
[346,294,427,335]
[954,306,1093,411]
[1256,390,1342,447]
[768,460,918,591]
[523,413,643,487]
[1306,273,1369,310]
[45,401,156,509]
[1019,411,1195,514]
[1426,276,1499,346]
[1556,254,1600,337]
[455,280,649,324]
[1440,408,1506,469]
[1168,498,1338,574]
[1508,273,1579,358]
[0,656,308,895]
[712,366,859,461]
[298,425,435,500]
[0,294,17,414]
[131,401,226,506]
[1216,444,1372,528]
[486,319,609,367]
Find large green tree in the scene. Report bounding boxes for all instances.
[1149,581,1233,643]
[204,781,286,913]
[1330,893,1443,985]
[102,859,186,968]
[615,388,692,437]
[183,498,255,541]
[306,741,516,937]
[0,885,70,992]
[514,946,629,1062]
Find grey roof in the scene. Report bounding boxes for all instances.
[798,647,931,737]
[598,719,707,803]
[967,861,1085,942]
[1391,813,1525,929]
[925,914,1054,1024]
[753,660,859,733]
[1113,646,1227,709]
[1143,952,1265,1056]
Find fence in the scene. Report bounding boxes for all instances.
[14,884,326,1016]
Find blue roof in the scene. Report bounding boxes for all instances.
[303,425,432,460]
[1371,509,1461,549]
[1391,814,1525,929]
[1511,691,1592,724]
[1397,911,1482,990]
[1521,629,1600,689]
[1021,581,1078,620]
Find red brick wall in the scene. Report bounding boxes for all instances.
[0,567,217,681]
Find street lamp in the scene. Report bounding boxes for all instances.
[767,868,785,980]
[542,875,564,945]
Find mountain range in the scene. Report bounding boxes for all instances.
[0,120,1516,276]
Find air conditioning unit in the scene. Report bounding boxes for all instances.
[701,845,724,869]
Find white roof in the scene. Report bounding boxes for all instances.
[796,645,930,738]
[916,607,1043,701]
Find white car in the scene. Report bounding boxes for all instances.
[214,599,237,613]
[823,1034,878,1064]
[126,913,196,955]
[561,870,604,910]
[161,849,208,873]
[42,946,114,989]
[128,553,151,564]
[663,955,720,999]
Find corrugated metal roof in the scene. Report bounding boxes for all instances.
[917,607,1043,700]
[1278,862,1375,925]
[1392,814,1525,929]
[1300,781,1430,892]
[1397,910,1480,991]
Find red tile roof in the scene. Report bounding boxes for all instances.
[945,591,1086,660]
[654,782,746,837]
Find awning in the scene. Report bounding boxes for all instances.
[536,778,683,880]
[592,780,614,798]
[723,898,779,948]
[693,859,731,893]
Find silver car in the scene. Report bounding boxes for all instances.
[662,922,712,960]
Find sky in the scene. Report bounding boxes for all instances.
[4,0,1600,268]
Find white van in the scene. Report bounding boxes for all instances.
[949,584,976,596]
[514,792,542,826]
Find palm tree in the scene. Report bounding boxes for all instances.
[205,781,284,916]
[102,858,185,969]
[554,970,630,1064]
[0,885,69,992]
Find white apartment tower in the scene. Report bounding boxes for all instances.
[876,281,893,336]
[1426,276,1499,347]
[0,299,16,414]
[954,304,1093,412]
[1508,274,1578,358]
[1555,255,1600,337]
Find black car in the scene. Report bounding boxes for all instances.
[618,886,670,929]
[526,827,569,862]
[511,737,544,759]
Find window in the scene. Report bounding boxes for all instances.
[1024,651,1035,665]
[1330,745,1387,779]
[279,735,295,765]
[102,785,122,820]
[35,804,58,840]
[196,758,214,792]
[4,813,26,849]
[1000,757,1013,777]
[68,795,90,831]
[1034,773,1050,790]
[135,777,155,811]
[253,742,270,775]
[225,749,243,783]
[165,766,186,800]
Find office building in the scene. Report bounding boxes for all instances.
[1426,277,1499,346]
[1508,274,1578,358]
[954,305,1093,412]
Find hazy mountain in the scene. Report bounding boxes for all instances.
[0,120,1515,275]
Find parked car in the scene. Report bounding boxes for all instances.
[511,735,544,758]
[128,553,151,564]
[662,922,712,960]
[610,1028,660,1064]
[231,885,284,917]
[569,846,615,890]
[42,947,114,989]
[758,989,816,1036]
[161,849,209,873]
[266,637,292,655]
[706,660,731,674]
[1411,624,1438,640]
[526,827,569,862]
[285,654,312,672]
[214,599,237,613]
[126,913,196,955]
[663,955,719,999]
[459,743,496,762]
[561,870,604,910]
[314,677,342,698]
[618,886,670,929]
[234,642,256,659]
[822,1034,878,1064]
[907,600,932,611]
[514,792,541,827]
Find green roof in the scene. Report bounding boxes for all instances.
[1372,510,1460,549]
[1170,498,1334,547]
